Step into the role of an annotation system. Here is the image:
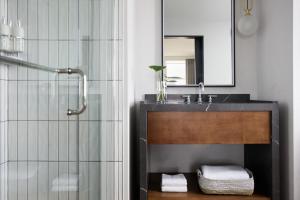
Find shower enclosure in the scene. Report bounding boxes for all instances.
[0,0,124,199]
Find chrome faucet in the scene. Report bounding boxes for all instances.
[208,95,218,103]
[197,82,205,103]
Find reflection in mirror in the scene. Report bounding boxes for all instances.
[164,37,203,85]
[163,0,235,87]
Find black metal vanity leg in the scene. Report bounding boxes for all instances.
[271,105,280,200]
[139,105,148,200]
[244,105,280,200]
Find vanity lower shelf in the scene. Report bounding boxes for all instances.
[148,191,270,200]
[148,173,270,200]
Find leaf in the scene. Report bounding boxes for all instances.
[166,76,183,80]
[149,65,166,72]
[166,80,178,83]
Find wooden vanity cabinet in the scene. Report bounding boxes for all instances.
[138,102,279,200]
[147,112,271,144]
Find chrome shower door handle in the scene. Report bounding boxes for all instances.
[57,68,88,116]
[0,56,87,116]
[67,69,87,116]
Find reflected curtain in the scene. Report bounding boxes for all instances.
[186,59,196,84]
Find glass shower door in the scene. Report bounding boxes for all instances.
[0,0,123,199]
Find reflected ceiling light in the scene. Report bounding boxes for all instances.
[238,0,258,36]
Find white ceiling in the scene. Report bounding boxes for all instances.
[164,38,195,57]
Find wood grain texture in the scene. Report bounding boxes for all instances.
[148,191,270,200]
[147,112,271,144]
[148,173,270,200]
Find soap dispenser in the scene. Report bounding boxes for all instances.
[12,20,24,52]
[0,17,10,52]
[8,20,13,52]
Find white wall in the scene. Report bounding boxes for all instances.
[130,0,162,101]
[126,0,138,198]
[293,0,300,199]
[256,0,293,200]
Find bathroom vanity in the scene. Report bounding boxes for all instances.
[138,94,279,200]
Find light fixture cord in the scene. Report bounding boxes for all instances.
[247,0,249,10]
[244,0,253,16]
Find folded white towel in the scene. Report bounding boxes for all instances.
[52,173,78,186]
[161,186,187,192]
[52,185,78,192]
[200,165,250,180]
[161,174,187,186]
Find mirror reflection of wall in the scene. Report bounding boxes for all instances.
[163,0,235,87]
[164,37,204,85]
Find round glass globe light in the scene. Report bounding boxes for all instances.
[238,15,258,36]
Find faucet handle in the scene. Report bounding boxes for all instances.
[208,95,218,103]
[181,95,191,104]
[198,82,205,91]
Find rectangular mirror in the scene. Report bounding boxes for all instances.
[162,0,235,87]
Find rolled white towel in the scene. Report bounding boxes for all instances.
[161,174,187,186]
[200,165,250,180]
[161,186,187,192]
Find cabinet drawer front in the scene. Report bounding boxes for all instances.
[147,112,271,144]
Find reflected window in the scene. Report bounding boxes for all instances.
[165,60,187,85]
[164,36,204,85]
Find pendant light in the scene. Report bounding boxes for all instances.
[238,0,258,36]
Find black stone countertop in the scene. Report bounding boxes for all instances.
[144,94,277,104]
[142,94,278,113]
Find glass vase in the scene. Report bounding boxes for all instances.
[156,80,167,103]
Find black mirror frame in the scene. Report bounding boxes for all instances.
[161,0,236,87]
